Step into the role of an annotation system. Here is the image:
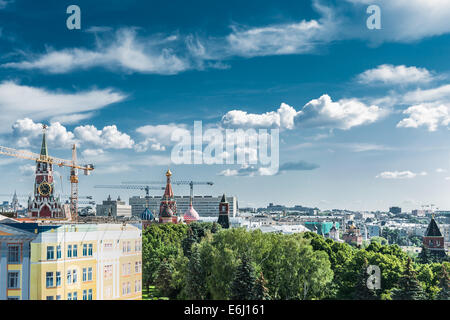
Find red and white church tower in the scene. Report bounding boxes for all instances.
[28,126,63,218]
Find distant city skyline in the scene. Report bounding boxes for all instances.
[1,1,450,211]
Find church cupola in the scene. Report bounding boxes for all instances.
[159,169,177,224]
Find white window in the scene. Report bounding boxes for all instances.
[67,270,72,284]
[88,267,93,281]
[7,271,19,289]
[46,246,55,260]
[73,292,77,300]
[72,269,77,283]
[83,268,87,282]
[8,245,20,264]
[46,272,54,288]
[56,272,61,286]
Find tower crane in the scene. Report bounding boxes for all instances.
[93,185,165,209]
[122,180,214,202]
[0,125,94,221]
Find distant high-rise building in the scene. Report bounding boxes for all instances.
[96,195,131,217]
[389,207,402,214]
[217,194,229,229]
[129,195,238,217]
[11,191,19,215]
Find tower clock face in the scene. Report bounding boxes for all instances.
[38,182,52,196]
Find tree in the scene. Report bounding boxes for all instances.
[142,223,188,287]
[370,237,388,246]
[154,259,175,298]
[185,245,207,299]
[230,255,257,300]
[418,245,431,264]
[393,258,425,300]
[182,227,197,258]
[353,258,378,300]
[253,272,270,300]
[437,264,450,300]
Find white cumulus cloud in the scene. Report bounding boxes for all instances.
[222,103,299,129]
[74,125,134,149]
[297,94,384,130]
[135,123,189,152]
[11,118,134,150]
[397,103,450,132]
[357,64,434,85]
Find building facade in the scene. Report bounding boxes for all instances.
[0,223,35,300]
[96,196,132,218]
[0,221,142,300]
[130,195,238,218]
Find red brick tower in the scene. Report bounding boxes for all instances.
[423,214,446,259]
[28,125,63,219]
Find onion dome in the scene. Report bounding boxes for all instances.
[141,208,154,221]
[160,205,174,218]
[183,204,199,223]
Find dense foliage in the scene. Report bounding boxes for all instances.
[142,223,450,300]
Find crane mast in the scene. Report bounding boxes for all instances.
[70,144,79,221]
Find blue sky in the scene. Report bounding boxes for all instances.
[1,0,450,211]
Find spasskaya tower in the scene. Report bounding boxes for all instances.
[28,125,63,218]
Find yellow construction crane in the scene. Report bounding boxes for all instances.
[0,125,94,220]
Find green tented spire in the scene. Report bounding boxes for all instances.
[40,125,48,158]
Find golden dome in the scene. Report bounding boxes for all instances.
[166,169,172,177]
